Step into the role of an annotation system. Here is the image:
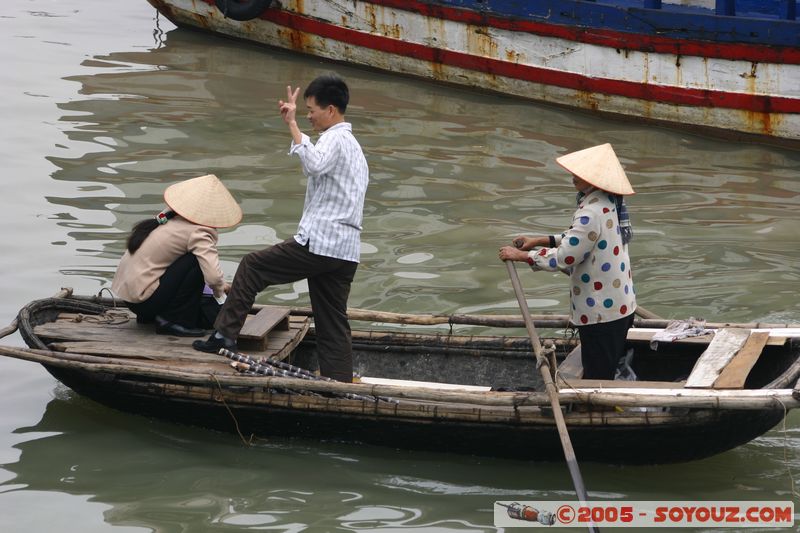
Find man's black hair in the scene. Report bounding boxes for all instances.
[304,73,349,114]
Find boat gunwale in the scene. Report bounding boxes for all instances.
[8,295,800,413]
[4,294,800,463]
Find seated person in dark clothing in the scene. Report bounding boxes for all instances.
[111,173,242,336]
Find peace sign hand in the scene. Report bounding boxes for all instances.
[279,85,300,124]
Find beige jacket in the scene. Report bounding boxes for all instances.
[111,216,226,303]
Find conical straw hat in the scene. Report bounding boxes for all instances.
[164,174,242,228]
[555,143,635,195]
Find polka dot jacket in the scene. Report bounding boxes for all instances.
[527,188,636,326]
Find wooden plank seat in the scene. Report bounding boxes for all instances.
[627,328,787,346]
[712,331,770,389]
[238,306,291,351]
[562,378,685,389]
[685,328,752,389]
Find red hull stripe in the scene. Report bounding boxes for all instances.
[368,0,800,65]
[265,10,800,114]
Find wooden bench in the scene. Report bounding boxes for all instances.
[358,376,491,391]
[238,306,291,351]
[712,331,770,389]
[627,328,786,347]
[684,329,770,389]
[563,378,685,389]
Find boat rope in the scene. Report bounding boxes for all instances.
[562,325,579,345]
[70,309,131,326]
[218,348,395,403]
[776,399,800,499]
[211,374,255,447]
[96,287,121,308]
[18,297,111,350]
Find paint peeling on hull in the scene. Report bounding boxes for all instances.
[145,0,800,144]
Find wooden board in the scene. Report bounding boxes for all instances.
[557,345,583,380]
[35,314,310,362]
[563,378,685,389]
[684,328,751,389]
[712,331,770,390]
[359,376,491,391]
[239,306,291,350]
[627,328,787,346]
[47,341,222,362]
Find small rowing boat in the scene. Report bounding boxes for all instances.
[2,289,799,463]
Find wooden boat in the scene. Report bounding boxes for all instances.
[145,0,800,145]
[2,290,799,464]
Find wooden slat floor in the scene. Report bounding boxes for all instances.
[34,310,310,372]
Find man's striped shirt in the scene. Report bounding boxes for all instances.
[289,122,368,263]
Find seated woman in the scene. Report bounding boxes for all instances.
[111,174,242,336]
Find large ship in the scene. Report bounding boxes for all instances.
[147,0,800,144]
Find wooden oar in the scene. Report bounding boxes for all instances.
[505,260,598,532]
[634,305,661,320]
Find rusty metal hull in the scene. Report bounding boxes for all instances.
[147,0,800,143]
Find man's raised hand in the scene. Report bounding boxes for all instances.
[279,85,300,124]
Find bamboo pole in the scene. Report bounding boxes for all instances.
[329,308,800,331]
[0,345,544,406]
[64,292,800,330]
[560,387,800,410]
[288,305,796,330]
[291,306,562,327]
[505,261,596,532]
[1,345,796,410]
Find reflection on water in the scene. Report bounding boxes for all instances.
[3,391,799,532]
[2,2,800,531]
[41,29,800,324]
[0,392,554,532]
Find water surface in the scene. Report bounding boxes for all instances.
[0,2,799,531]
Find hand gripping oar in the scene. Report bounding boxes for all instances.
[505,260,599,533]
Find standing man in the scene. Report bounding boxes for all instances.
[193,73,369,383]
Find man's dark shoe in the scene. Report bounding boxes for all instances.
[192,332,237,353]
[155,320,206,337]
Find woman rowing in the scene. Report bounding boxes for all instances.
[499,143,637,380]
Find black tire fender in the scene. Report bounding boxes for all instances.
[215,0,272,21]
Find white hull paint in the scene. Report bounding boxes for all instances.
[152,0,800,143]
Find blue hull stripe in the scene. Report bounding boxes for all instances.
[431,1,800,47]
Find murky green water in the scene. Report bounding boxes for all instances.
[1,2,799,531]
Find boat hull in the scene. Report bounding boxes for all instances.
[44,364,786,463]
[6,295,800,464]
[147,0,800,144]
